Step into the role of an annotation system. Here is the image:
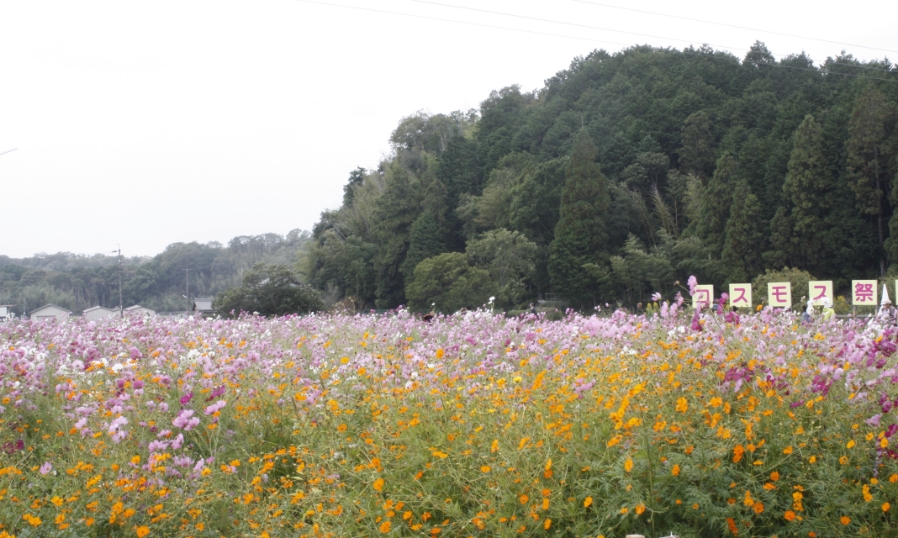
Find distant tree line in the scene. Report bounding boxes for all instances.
[0,231,313,316]
[306,42,898,311]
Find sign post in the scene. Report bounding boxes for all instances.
[768,282,792,309]
[729,284,752,309]
[809,281,833,306]
[692,285,713,310]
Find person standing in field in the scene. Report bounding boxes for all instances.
[800,299,814,324]
[821,299,835,321]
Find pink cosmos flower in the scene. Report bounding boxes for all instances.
[173,409,200,431]
[204,400,227,415]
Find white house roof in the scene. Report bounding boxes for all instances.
[194,298,214,310]
[124,305,156,315]
[84,306,116,313]
[29,304,72,315]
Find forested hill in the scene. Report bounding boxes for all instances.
[0,231,311,315]
[308,42,898,311]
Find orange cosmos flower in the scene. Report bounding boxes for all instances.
[733,445,745,463]
[583,496,593,508]
[726,517,738,535]
[676,398,688,412]
[373,478,384,492]
[784,510,796,522]
[840,516,851,525]
[672,464,680,476]
[379,521,392,533]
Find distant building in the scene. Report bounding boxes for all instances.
[0,305,15,321]
[124,305,156,317]
[29,304,71,322]
[82,306,118,321]
[193,297,215,317]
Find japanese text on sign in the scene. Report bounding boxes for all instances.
[692,285,713,310]
[809,281,833,306]
[768,282,792,308]
[729,283,752,308]
[852,280,877,305]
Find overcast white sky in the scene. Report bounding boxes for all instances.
[1,0,894,258]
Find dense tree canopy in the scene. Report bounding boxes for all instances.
[214,263,323,317]
[306,43,898,310]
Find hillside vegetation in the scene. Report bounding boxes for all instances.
[308,42,898,311]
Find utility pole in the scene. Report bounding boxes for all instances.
[112,247,123,318]
[184,269,190,317]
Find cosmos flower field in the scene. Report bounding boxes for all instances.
[2,306,898,537]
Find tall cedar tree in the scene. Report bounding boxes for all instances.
[722,181,766,282]
[678,111,716,179]
[846,84,897,274]
[548,129,610,306]
[401,179,450,284]
[766,206,795,269]
[697,153,738,258]
[782,114,842,271]
[372,165,419,308]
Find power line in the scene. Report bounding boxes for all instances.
[409,0,746,53]
[292,0,631,48]
[294,0,896,84]
[412,0,894,74]
[571,0,898,56]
